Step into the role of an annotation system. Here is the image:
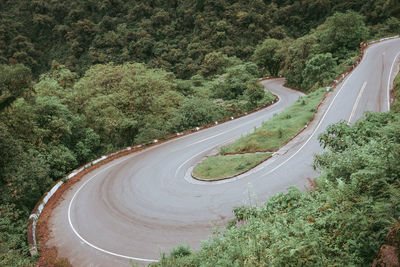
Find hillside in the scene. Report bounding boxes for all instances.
[1,0,399,78]
[0,1,400,266]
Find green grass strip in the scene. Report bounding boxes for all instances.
[192,153,272,180]
[220,87,326,154]
[391,72,400,112]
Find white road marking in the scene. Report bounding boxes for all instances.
[184,94,283,148]
[387,51,400,111]
[187,130,231,147]
[175,148,215,178]
[67,153,159,263]
[186,116,265,147]
[348,81,367,123]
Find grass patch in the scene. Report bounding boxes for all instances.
[220,87,326,154]
[192,153,271,180]
[391,72,400,112]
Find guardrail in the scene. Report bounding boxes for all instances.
[27,151,130,255]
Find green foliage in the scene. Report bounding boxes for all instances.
[0,64,31,111]
[46,145,77,180]
[392,72,400,113]
[314,11,369,60]
[154,112,400,266]
[301,53,337,90]
[0,1,392,78]
[0,122,52,209]
[172,97,223,132]
[214,63,261,100]
[370,17,400,38]
[198,52,231,77]
[192,153,271,180]
[221,88,325,154]
[318,112,397,153]
[244,82,266,109]
[284,11,369,91]
[0,204,33,267]
[284,34,318,90]
[252,38,284,77]
[73,62,177,146]
[170,245,192,259]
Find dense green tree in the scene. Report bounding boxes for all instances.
[214,63,260,100]
[371,16,400,37]
[0,204,33,266]
[284,11,370,90]
[73,63,177,146]
[1,149,51,208]
[8,36,38,71]
[199,51,229,77]
[301,53,337,90]
[46,144,77,180]
[0,64,31,111]
[252,38,284,77]
[314,11,369,60]
[283,34,318,89]
[0,121,52,209]
[244,81,265,108]
[172,97,224,131]
[65,19,99,58]
[0,0,391,78]
[33,96,74,145]
[135,90,185,142]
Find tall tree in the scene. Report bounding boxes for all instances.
[302,53,337,90]
[252,38,284,77]
[0,64,31,112]
[315,11,369,59]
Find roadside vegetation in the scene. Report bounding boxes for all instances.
[192,153,271,180]
[222,88,325,154]
[0,0,399,265]
[192,88,324,180]
[391,71,400,112]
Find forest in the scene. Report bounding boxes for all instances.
[0,0,400,266]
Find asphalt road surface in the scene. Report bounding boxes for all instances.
[47,38,400,266]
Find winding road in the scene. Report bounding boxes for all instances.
[46,38,400,266]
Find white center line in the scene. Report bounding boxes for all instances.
[348,81,367,123]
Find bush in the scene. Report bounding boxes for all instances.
[170,245,192,258]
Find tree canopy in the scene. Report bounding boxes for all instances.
[252,38,284,77]
[0,0,397,78]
